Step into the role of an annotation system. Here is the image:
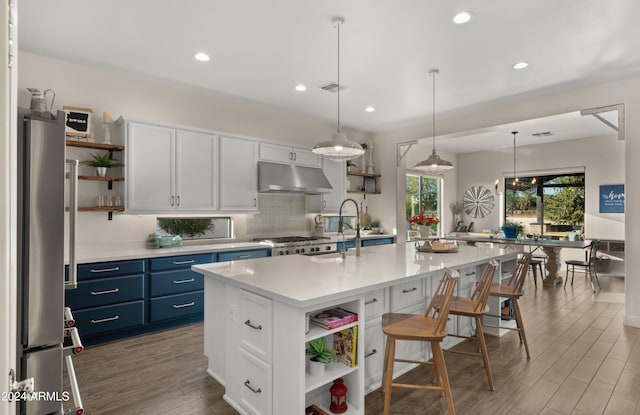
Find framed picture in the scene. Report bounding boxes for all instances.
[599,184,625,213]
[364,177,376,193]
[63,106,92,138]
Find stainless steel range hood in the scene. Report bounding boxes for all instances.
[258,161,333,194]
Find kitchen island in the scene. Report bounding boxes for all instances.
[193,242,521,415]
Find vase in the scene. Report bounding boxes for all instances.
[502,227,518,238]
[417,225,432,238]
[96,167,107,177]
[308,358,325,376]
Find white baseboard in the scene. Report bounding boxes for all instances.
[623,313,640,328]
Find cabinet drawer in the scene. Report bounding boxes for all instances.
[364,289,386,321]
[77,260,145,280]
[149,291,204,322]
[73,301,144,337]
[336,241,356,251]
[239,348,272,415]
[364,318,385,390]
[361,237,394,247]
[66,275,144,309]
[456,266,478,289]
[150,269,204,297]
[240,290,273,364]
[218,249,270,262]
[149,253,215,272]
[390,279,425,311]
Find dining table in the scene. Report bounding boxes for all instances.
[435,234,592,286]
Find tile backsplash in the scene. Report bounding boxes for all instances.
[246,194,308,235]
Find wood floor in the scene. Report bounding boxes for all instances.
[69,273,639,415]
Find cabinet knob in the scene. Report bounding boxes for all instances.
[170,196,175,206]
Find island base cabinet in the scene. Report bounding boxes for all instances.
[363,318,385,393]
[238,348,272,415]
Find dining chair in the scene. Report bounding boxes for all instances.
[487,253,531,359]
[444,260,498,391]
[564,240,601,292]
[528,254,546,287]
[381,269,460,415]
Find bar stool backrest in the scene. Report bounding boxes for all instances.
[470,259,498,312]
[425,268,460,335]
[505,253,531,295]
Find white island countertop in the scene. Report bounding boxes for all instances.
[193,242,519,308]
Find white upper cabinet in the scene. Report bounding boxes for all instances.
[123,119,218,213]
[219,136,258,211]
[320,158,346,212]
[259,143,321,167]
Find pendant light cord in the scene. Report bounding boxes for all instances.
[512,131,518,182]
[432,71,436,154]
[336,20,341,133]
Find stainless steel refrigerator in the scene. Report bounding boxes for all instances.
[17,109,82,415]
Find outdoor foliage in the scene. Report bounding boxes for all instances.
[157,218,214,238]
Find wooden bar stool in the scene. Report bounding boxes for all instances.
[381,269,460,415]
[488,253,531,359]
[444,260,498,391]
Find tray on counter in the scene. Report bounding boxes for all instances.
[414,240,459,253]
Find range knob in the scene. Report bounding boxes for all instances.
[311,247,317,252]
[300,248,306,253]
[295,249,300,254]
[279,251,284,255]
[325,246,332,251]
[285,250,289,255]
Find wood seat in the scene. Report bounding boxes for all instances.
[381,269,459,415]
[488,253,531,359]
[444,260,498,391]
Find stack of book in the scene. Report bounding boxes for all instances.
[309,307,358,330]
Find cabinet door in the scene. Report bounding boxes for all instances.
[219,136,258,211]
[290,147,321,167]
[259,142,295,164]
[176,129,219,211]
[126,122,175,212]
[321,158,346,212]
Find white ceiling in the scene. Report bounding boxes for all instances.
[17,0,640,138]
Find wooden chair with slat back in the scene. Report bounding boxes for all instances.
[381,268,460,415]
[487,253,531,359]
[443,260,498,391]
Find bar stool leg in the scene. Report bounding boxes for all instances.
[512,298,530,359]
[432,342,455,414]
[382,337,396,415]
[475,316,495,391]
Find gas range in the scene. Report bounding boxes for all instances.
[254,236,337,256]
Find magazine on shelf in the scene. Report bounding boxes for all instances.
[333,325,357,368]
[309,307,358,330]
[305,404,329,415]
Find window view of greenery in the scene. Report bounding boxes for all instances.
[505,173,584,239]
[406,174,441,238]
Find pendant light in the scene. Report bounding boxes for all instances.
[414,69,454,173]
[312,17,365,161]
[511,131,519,186]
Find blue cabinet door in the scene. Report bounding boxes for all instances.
[77,259,145,280]
[149,253,215,272]
[361,237,394,247]
[66,274,144,309]
[73,301,144,337]
[149,291,204,322]
[149,269,204,297]
[218,248,270,262]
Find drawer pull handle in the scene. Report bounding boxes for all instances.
[244,320,262,330]
[365,349,378,358]
[172,302,195,309]
[173,278,196,284]
[238,254,251,258]
[90,315,119,324]
[365,298,378,305]
[90,267,119,273]
[465,272,476,276]
[173,260,196,265]
[402,287,417,293]
[90,288,120,296]
[244,380,262,394]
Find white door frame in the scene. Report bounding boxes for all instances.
[1,0,18,414]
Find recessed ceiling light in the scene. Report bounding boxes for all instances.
[295,84,307,92]
[513,61,529,70]
[453,12,472,24]
[365,106,375,112]
[194,52,210,62]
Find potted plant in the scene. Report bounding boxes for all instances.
[82,151,122,177]
[346,159,358,172]
[501,221,524,239]
[306,337,338,376]
[370,220,380,234]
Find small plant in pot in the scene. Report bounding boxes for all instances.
[306,337,338,376]
[82,151,122,177]
[501,221,524,239]
[370,220,380,234]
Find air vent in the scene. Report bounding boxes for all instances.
[532,131,553,137]
[320,82,346,93]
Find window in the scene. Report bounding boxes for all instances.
[504,172,585,238]
[406,173,442,239]
[156,217,233,240]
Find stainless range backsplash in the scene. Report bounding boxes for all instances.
[246,194,308,235]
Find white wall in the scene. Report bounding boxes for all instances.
[18,52,371,244]
[371,74,640,328]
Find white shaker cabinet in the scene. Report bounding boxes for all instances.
[320,158,346,212]
[259,142,321,167]
[219,135,258,211]
[123,119,218,213]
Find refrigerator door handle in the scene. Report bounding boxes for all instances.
[64,355,84,415]
[66,159,79,290]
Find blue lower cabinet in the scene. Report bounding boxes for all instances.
[73,300,144,337]
[361,237,394,247]
[150,269,204,297]
[66,274,144,309]
[336,241,357,251]
[218,248,270,262]
[77,260,145,280]
[149,291,204,322]
[149,253,215,272]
